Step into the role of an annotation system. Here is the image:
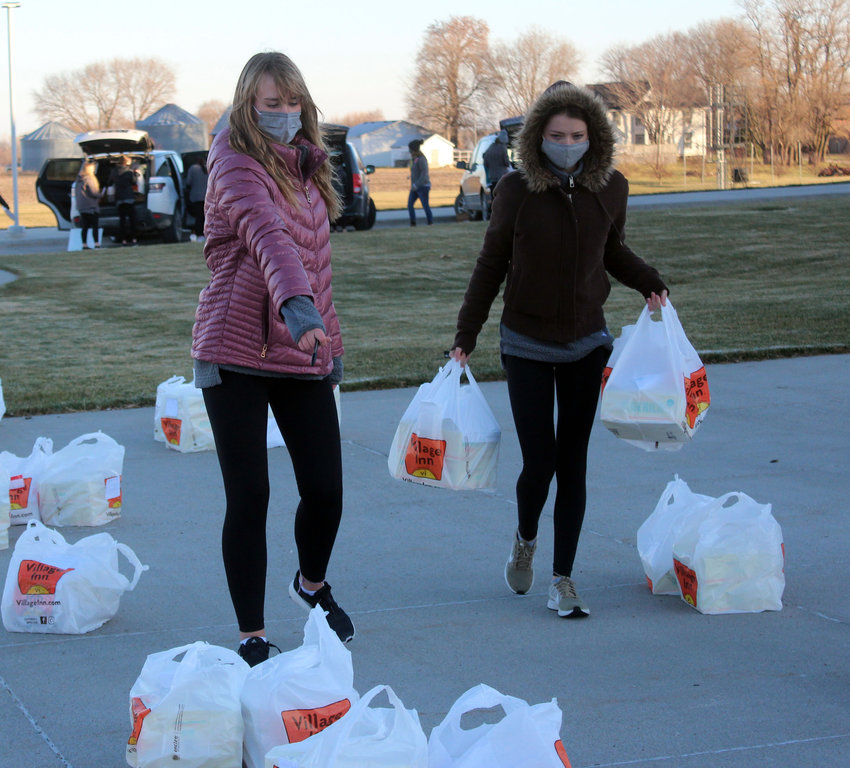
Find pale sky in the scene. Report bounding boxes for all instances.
[0,0,745,140]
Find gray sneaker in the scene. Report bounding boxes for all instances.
[505,533,536,594]
[547,576,590,618]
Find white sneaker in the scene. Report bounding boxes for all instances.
[548,576,590,618]
[505,532,536,594]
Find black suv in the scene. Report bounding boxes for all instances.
[323,123,376,230]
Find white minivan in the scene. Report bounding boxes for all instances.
[36,129,187,243]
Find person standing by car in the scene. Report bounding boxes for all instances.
[407,138,433,226]
[191,51,354,666]
[483,129,511,192]
[449,81,668,619]
[185,156,208,242]
[109,155,138,245]
[74,160,103,249]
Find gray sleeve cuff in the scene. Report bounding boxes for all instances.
[281,295,325,344]
[327,356,343,385]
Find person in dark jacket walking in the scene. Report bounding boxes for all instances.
[191,51,353,664]
[407,138,433,226]
[109,155,138,245]
[450,81,668,619]
[483,129,511,191]
[185,156,208,241]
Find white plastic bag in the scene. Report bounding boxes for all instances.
[154,375,285,452]
[428,684,571,768]
[154,376,215,452]
[637,476,715,595]
[672,491,785,614]
[242,606,358,768]
[388,360,501,490]
[127,641,249,768]
[600,301,710,450]
[1,519,147,634]
[1,436,53,525]
[266,684,428,768]
[0,452,9,550]
[38,431,124,526]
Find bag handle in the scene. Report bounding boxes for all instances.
[67,431,120,449]
[314,684,410,763]
[442,683,527,728]
[22,519,68,547]
[117,542,149,591]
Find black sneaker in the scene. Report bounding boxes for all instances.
[237,636,280,667]
[288,571,355,643]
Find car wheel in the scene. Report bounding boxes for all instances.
[354,198,376,231]
[480,191,490,221]
[162,204,182,243]
[454,192,465,216]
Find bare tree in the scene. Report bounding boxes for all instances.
[405,16,494,146]
[196,99,229,137]
[600,32,699,175]
[490,27,581,117]
[33,57,176,132]
[741,0,850,164]
[326,109,385,126]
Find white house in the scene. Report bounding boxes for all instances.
[589,83,710,159]
[347,121,455,168]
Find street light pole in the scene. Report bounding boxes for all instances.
[3,2,23,235]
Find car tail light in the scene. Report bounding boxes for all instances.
[352,173,363,194]
[149,182,165,192]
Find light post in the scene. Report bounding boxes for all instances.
[3,2,23,236]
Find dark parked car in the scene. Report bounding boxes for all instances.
[323,123,376,230]
[455,116,523,220]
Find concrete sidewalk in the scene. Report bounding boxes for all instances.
[0,355,848,767]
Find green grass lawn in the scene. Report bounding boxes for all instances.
[1,195,848,416]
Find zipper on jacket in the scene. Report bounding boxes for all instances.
[303,184,312,206]
[261,295,270,361]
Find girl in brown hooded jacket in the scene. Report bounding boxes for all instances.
[451,81,668,618]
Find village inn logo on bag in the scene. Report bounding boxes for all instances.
[404,433,447,481]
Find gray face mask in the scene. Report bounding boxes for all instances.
[541,138,589,171]
[254,108,302,144]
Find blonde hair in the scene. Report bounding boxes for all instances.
[229,52,340,220]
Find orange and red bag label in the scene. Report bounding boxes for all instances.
[105,475,122,509]
[684,366,710,429]
[280,698,352,743]
[9,475,32,510]
[17,560,74,595]
[600,366,613,396]
[404,433,446,481]
[673,559,698,606]
[128,697,151,746]
[555,738,572,766]
[160,417,183,446]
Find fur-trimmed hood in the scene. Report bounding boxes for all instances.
[518,81,616,194]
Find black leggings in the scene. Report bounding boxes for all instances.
[503,347,609,577]
[203,370,343,633]
[80,212,99,245]
[117,202,136,242]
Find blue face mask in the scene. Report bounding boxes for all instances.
[541,138,589,171]
[254,108,302,144]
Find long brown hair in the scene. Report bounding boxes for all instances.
[229,52,340,220]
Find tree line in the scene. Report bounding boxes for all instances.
[407,0,850,164]
[31,0,849,167]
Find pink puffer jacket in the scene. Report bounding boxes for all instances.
[191,129,342,376]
